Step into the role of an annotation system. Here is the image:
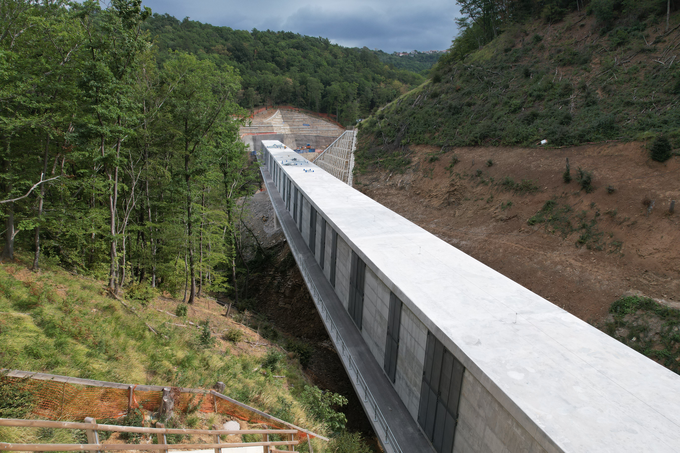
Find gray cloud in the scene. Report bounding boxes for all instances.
[140,0,459,52]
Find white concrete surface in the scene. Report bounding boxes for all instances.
[261,140,680,453]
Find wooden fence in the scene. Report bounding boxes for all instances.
[0,418,303,452]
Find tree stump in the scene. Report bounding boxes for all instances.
[159,387,174,420]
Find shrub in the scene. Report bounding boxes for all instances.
[198,320,214,347]
[563,160,572,183]
[486,159,494,167]
[262,350,285,372]
[577,168,594,193]
[119,409,144,443]
[125,282,157,306]
[300,386,348,433]
[328,432,373,453]
[175,304,188,317]
[285,338,313,368]
[650,136,672,162]
[223,328,244,343]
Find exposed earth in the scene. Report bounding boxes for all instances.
[354,141,680,322]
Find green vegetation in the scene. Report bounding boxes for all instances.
[300,386,348,434]
[372,50,444,75]
[604,295,680,375]
[143,15,425,125]
[0,1,257,305]
[356,2,679,170]
[577,168,595,193]
[0,375,35,418]
[650,136,673,162]
[499,177,540,194]
[527,199,623,251]
[0,258,354,451]
[223,328,244,343]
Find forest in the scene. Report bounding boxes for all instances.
[0,0,255,304]
[142,14,426,125]
[373,50,444,75]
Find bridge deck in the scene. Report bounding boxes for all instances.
[260,140,680,453]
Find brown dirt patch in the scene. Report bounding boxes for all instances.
[355,141,680,322]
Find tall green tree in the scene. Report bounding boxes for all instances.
[74,0,151,293]
[163,53,241,304]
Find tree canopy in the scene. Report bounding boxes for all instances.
[142,14,426,125]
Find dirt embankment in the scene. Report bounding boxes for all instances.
[355,142,680,322]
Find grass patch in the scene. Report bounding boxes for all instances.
[499,177,540,194]
[603,295,680,375]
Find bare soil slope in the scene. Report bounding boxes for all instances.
[355,142,680,322]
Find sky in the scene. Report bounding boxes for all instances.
[138,0,461,53]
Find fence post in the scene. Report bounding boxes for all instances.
[213,429,221,453]
[289,433,296,451]
[261,433,269,453]
[156,422,168,453]
[128,385,134,412]
[83,417,100,453]
[307,435,314,453]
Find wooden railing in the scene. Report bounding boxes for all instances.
[0,418,303,452]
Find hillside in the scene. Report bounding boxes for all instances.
[0,255,373,451]
[354,141,680,372]
[353,4,680,375]
[357,8,680,168]
[143,14,425,125]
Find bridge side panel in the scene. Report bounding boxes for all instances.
[361,267,391,370]
[323,222,333,281]
[302,197,310,243]
[335,235,352,310]
[315,214,323,265]
[394,304,428,421]
[454,371,550,453]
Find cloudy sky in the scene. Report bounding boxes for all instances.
[139,0,460,53]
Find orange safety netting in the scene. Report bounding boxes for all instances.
[0,374,310,441]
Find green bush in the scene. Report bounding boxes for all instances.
[563,162,572,183]
[577,168,594,193]
[285,338,313,368]
[198,320,214,347]
[223,328,244,343]
[262,350,284,371]
[175,304,188,317]
[119,409,145,443]
[650,136,672,162]
[328,432,373,453]
[125,282,157,305]
[300,386,348,433]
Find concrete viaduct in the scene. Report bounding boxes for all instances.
[258,139,680,453]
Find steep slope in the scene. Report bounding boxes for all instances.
[357,10,680,168]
